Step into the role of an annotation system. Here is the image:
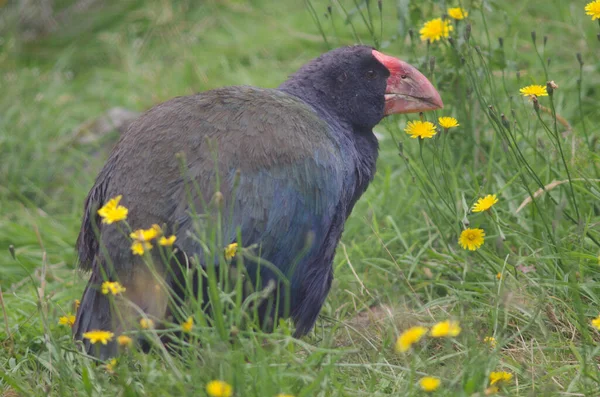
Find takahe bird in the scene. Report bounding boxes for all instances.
[73,45,443,357]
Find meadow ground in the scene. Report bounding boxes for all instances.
[1,0,600,395]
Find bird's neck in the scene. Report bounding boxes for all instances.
[278,85,379,191]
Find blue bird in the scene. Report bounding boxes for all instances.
[73,45,443,357]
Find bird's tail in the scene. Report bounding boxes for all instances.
[73,275,117,360]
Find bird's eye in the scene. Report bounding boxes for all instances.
[365,69,377,80]
[401,74,408,79]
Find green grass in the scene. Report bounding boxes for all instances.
[1,0,600,395]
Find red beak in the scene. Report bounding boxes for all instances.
[372,50,444,116]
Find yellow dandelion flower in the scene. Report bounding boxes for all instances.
[519,85,548,97]
[484,336,497,348]
[58,314,76,326]
[74,299,81,312]
[459,228,485,251]
[419,377,441,392]
[130,224,162,242]
[489,371,513,385]
[104,358,117,374]
[117,334,133,347]
[591,315,600,330]
[447,7,468,20]
[101,281,126,295]
[206,380,233,397]
[496,272,502,280]
[485,386,500,395]
[585,0,600,20]
[224,243,238,260]
[438,116,459,129]
[82,330,114,345]
[472,194,499,212]
[420,18,453,42]
[159,235,176,246]
[405,120,437,139]
[97,195,128,224]
[395,326,428,353]
[131,240,149,255]
[129,224,161,255]
[430,320,461,338]
[182,316,194,333]
[140,318,154,329]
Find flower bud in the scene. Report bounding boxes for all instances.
[213,191,224,207]
[532,96,540,112]
[501,114,510,130]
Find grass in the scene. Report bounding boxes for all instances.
[1,0,600,395]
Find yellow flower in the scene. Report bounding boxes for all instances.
[419,377,441,392]
[459,228,485,251]
[74,299,81,312]
[519,85,548,97]
[140,318,154,329]
[585,0,600,20]
[496,272,502,280]
[224,243,238,260]
[484,336,497,348]
[131,240,149,255]
[58,314,76,326]
[97,195,128,224]
[130,224,161,255]
[447,7,468,20]
[591,315,600,330]
[182,316,194,333]
[104,358,117,374]
[430,320,461,337]
[159,235,176,246]
[472,194,499,212]
[276,394,295,397]
[82,330,114,345]
[438,116,459,129]
[404,120,437,139]
[419,18,454,42]
[101,281,126,295]
[130,224,162,242]
[206,380,233,397]
[395,326,428,353]
[117,335,133,347]
[489,371,513,385]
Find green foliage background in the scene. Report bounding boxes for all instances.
[0,0,599,395]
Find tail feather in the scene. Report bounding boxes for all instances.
[73,277,117,360]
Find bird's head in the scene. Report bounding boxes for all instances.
[279,45,443,130]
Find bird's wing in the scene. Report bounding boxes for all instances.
[77,86,347,277]
[167,87,348,275]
